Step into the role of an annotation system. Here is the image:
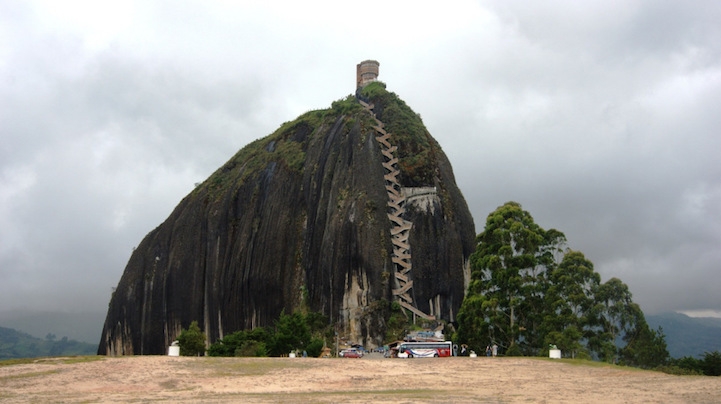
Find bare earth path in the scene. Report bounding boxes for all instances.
[1,354,719,403]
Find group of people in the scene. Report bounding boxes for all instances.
[458,343,498,357]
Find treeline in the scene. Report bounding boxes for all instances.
[176,295,415,358]
[176,311,333,358]
[0,326,97,359]
[663,351,721,376]
[455,202,668,368]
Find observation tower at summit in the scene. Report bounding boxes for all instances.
[356,60,380,88]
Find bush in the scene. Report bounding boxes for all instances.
[267,311,311,356]
[701,351,721,376]
[505,344,523,357]
[384,300,412,342]
[575,350,593,361]
[234,340,267,357]
[305,338,325,358]
[208,311,332,358]
[177,321,206,356]
[668,356,703,374]
[331,95,362,115]
[208,328,270,357]
[655,365,703,376]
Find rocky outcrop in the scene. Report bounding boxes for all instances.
[98,82,476,355]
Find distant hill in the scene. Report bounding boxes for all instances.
[646,312,721,358]
[0,310,105,345]
[0,326,97,359]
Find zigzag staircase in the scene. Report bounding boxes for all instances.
[359,99,434,321]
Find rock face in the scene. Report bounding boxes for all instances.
[98,82,476,355]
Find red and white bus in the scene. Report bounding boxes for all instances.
[397,341,453,358]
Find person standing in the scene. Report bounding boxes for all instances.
[492,344,498,357]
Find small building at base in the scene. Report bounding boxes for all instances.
[168,340,180,356]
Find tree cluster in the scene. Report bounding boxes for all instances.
[455,202,668,368]
[205,311,330,358]
[665,351,721,376]
[177,321,206,356]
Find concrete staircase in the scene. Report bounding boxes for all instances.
[359,99,434,321]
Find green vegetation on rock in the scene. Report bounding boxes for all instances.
[360,81,436,186]
[202,110,324,198]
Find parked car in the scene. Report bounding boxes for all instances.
[339,349,362,358]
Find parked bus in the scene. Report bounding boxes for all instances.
[397,341,453,358]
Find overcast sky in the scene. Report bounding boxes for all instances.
[1,1,719,320]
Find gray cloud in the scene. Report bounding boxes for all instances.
[1,1,719,320]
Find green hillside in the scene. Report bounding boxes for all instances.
[0,326,97,360]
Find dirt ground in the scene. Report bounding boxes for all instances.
[1,353,719,403]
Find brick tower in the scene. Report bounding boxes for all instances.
[356,60,380,88]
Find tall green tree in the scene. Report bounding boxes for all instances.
[177,320,206,356]
[619,305,669,368]
[593,278,637,362]
[267,310,311,356]
[544,251,600,358]
[701,351,721,376]
[456,202,566,355]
